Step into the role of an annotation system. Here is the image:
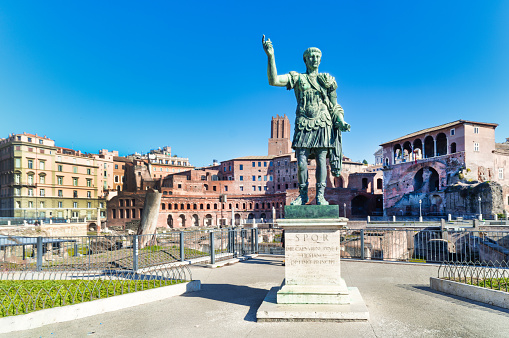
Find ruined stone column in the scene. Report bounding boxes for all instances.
[137,190,162,248]
[97,208,101,234]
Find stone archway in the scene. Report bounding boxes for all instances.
[414,167,440,192]
[192,214,199,227]
[205,214,213,226]
[235,213,241,226]
[167,214,174,228]
[178,214,186,227]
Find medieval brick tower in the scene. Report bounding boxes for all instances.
[268,114,292,156]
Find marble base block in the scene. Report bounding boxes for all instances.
[277,216,348,305]
[257,286,369,322]
[277,278,350,304]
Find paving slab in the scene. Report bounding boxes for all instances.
[4,257,509,338]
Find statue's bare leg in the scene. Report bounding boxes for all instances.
[291,148,309,205]
[315,148,329,205]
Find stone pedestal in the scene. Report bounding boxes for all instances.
[256,205,369,321]
[277,216,349,304]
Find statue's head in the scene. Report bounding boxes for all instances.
[303,47,322,69]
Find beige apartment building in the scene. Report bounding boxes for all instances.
[0,133,114,220]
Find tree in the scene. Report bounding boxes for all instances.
[362,159,368,165]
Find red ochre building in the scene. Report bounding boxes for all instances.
[107,115,383,229]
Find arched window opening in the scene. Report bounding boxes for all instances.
[393,144,402,163]
[362,178,368,190]
[436,133,447,156]
[450,142,457,154]
[413,139,423,160]
[424,136,434,158]
[403,141,412,162]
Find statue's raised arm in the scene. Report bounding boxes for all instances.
[262,35,289,87]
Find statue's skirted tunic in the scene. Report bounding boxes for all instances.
[287,72,335,150]
[286,71,345,177]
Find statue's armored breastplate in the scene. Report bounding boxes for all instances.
[295,74,331,130]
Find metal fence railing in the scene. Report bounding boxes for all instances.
[256,228,509,264]
[438,260,509,292]
[2,228,509,273]
[340,229,509,263]
[0,228,261,272]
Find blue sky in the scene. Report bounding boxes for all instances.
[1,1,508,166]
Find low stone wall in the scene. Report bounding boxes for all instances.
[430,277,509,309]
[0,223,87,237]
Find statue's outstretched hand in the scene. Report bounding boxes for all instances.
[262,35,274,57]
[341,122,351,132]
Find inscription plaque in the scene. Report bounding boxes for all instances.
[285,230,340,285]
[276,218,349,304]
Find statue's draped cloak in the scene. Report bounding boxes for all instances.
[286,71,343,175]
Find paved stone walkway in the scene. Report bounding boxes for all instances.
[5,257,509,338]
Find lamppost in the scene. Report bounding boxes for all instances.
[478,196,482,221]
[343,203,346,218]
[419,199,422,222]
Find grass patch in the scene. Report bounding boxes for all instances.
[0,278,186,317]
[469,277,509,290]
[168,245,206,257]
[444,277,509,291]
[142,245,164,252]
[2,244,210,271]
[67,245,89,257]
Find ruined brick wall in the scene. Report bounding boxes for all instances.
[0,223,87,237]
[445,181,504,216]
[383,152,465,215]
